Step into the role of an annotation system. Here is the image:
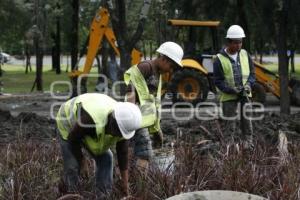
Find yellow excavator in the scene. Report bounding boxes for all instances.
[165,19,300,105]
[69,7,142,80]
[70,7,300,106]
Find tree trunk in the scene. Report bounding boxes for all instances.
[25,45,32,74]
[106,0,152,99]
[277,0,291,115]
[51,38,56,71]
[70,0,79,97]
[35,37,43,91]
[55,15,61,74]
[290,49,295,73]
[71,0,79,71]
[118,48,131,100]
[237,0,250,51]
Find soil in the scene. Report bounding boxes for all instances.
[1,93,300,146]
[0,93,58,143]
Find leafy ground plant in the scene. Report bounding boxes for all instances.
[1,132,300,199]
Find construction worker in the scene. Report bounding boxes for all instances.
[56,93,142,196]
[124,41,184,171]
[213,25,255,141]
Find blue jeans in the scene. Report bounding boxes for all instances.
[59,137,113,193]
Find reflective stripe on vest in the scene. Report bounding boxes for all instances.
[56,93,122,155]
[217,49,251,102]
[124,65,161,133]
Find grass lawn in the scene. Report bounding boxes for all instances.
[0,64,102,94]
[263,62,300,79]
[1,57,299,94]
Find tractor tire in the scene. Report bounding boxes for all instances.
[169,68,209,105]
[251,82,266,104]
[291,81,300,106]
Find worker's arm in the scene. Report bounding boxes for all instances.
[68,106,96,143]
[246,54,256,87]
[116,139,129,196]
[125,83,137,104]
[125,62,154,104]
[66,106,96,166]
[213,58,238,94]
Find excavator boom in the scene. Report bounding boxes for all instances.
[70,7,142,78]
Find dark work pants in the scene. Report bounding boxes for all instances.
[132,128,153,160]
[221,99,252,139]
[59,137,113,193]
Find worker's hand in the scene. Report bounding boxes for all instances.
[121,181,129,197]
[244,84,251,94]
[120,170,129,196]
[233,87,243,95]
[152,130,164,148]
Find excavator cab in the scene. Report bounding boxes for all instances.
[163,20,221,105]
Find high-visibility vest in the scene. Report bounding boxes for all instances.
[124,65,161,133]
[217,49,251,102]
[56,93,122,155]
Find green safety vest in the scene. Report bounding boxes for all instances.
[217,49,251,102]
[56,93,122,155]
[124,65,161,133]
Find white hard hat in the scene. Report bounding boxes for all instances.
[113,102,142,140]
[156,41,183,67]
[226,25,245,39]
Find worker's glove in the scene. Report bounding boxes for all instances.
[244,84,251,94]
[233,86,248,98]
[232,87,243,95]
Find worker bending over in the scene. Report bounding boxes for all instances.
[124,41,184,171]
[56,93,142,196]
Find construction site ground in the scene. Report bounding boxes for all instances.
[1,92,300,199]
[0,92,300,144]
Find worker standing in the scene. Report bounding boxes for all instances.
[56,93,142,196]
[124,41,184,171]
[213,25,255,142]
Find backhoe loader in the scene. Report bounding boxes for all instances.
[70,7,300,106]
[165,19,300,105]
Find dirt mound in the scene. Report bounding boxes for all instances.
[0,109,56,143]
[161,112,300,145]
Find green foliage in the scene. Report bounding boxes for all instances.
[0,0,31,53]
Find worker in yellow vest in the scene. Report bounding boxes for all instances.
[56,93,142,196]
[124,41,184,171]
[213,25,255,142]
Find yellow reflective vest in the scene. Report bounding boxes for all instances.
[124,65,161,133]
[56,93,122,155]
[217,49,251,102]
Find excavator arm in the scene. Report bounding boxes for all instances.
[69,7,142,78]
[254,61,292,98]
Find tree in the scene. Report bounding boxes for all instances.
[70,0,79,71]
[105,0,152,96]
[50,2,62,74]
[276,0,292,115]
[30,0,48,92]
